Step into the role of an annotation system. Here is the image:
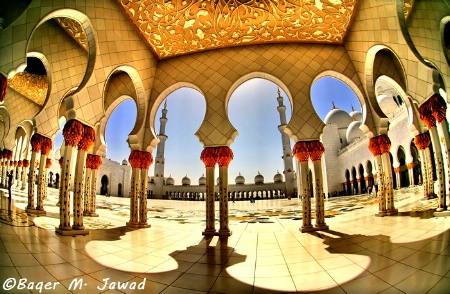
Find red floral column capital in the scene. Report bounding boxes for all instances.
[58,157,64,168]
[87,154,102,170]
[23,159,30,168]
[394,167,401,173]
[129,150,142,169]
[216,146,233,167]
[406,163,414,169]
[13,161,17,167]
[77,125,95,151]
[46,158,52,168]
[30,133,43,152]
[41,137,53,155]
[429,93,447,123]
[200,147,217,168]
[0,74,7,103]
[18,160,23,167]
[293,141,310,163]
[419,100,436,129]
[414,133,431,150]
[368,137,382,156]
[63,119,84,147]
[140,152,153,170]
[377,134,391,155]
[308,140,325,162]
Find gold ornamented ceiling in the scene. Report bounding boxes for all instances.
[8,72,48,106]
[54,18,88,51]
[117,0,358,59]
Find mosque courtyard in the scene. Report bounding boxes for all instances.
[0,186,449,294]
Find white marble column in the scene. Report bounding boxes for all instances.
[201,147,217,236]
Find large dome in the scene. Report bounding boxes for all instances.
[235,173,245,185]
[166,176,174,186]
[324,108,353,128]
[346,121,364,143]
[182,175,191,186]
[254,172,264,184]
[199,174,206,185]
[273,171,283,183]
[121,159,128,165]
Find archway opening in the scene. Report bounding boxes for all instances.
[100,175,109,196]
[397,146,409,188]
[351,167,358,195]
[345,169,351,195]
[359,164,366,193]
[227,78,295,194]
[410,141,421,185]
[102,99,137,197]
[153,87,206,189]
[374,77,406,119]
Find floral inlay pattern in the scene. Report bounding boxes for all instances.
[117,0,358,59]
[54,18,88,51]
[8,72,48,106]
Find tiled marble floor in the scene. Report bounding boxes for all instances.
[0,186,449,293]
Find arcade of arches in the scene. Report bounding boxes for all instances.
[0,1,449,293]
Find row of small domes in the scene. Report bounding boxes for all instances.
[166,171,284,186]
[323,106,364,143]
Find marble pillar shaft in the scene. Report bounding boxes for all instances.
[21,166,27,190]
[204,167,215,234]
[436,121,449,210]
[26,151,39,210]
[90,169,98,214]
[139,169,149,225]
[59,146,77,230]
[299,161,312,230]
[373,155,386,214]
[128,168,140,224]
[429,128,446,211]
[36,153,47,211]
[218,166,230,234]
[312,160,326,227]
[84,168,92,214]
[381,152,395,212]
[73,150,87,230]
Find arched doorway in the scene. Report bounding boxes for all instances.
[390,153,397,189]
[359,164,366,193]
[410,142,421,185]
[100,175,109,196]
[118,183,123,197]
[366,161,374,187]
[351,167,358,195]
[345,169,351,195]
[397,146,409,188]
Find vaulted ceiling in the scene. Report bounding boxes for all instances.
[116,0,359,59]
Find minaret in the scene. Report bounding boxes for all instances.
[276,89,295,198]
[153,101,168,199]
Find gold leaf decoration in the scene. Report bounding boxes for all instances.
[54,17,88,51]
[116,0,358,59]
[403,0,415,21]
[8,72,48,106]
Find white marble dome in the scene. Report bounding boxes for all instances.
[273,171,283,183]
[199,174,206,185]
[235,173,245,184]
[349,110,362,122]
[346,121,364,143]
[254,172,264,184]
[182,175,191,185]
[377,94,398,116]
[121,159,128,165]
[324,108,353,128]
[166,176,174,185]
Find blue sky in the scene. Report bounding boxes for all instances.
[54,77,360,184]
